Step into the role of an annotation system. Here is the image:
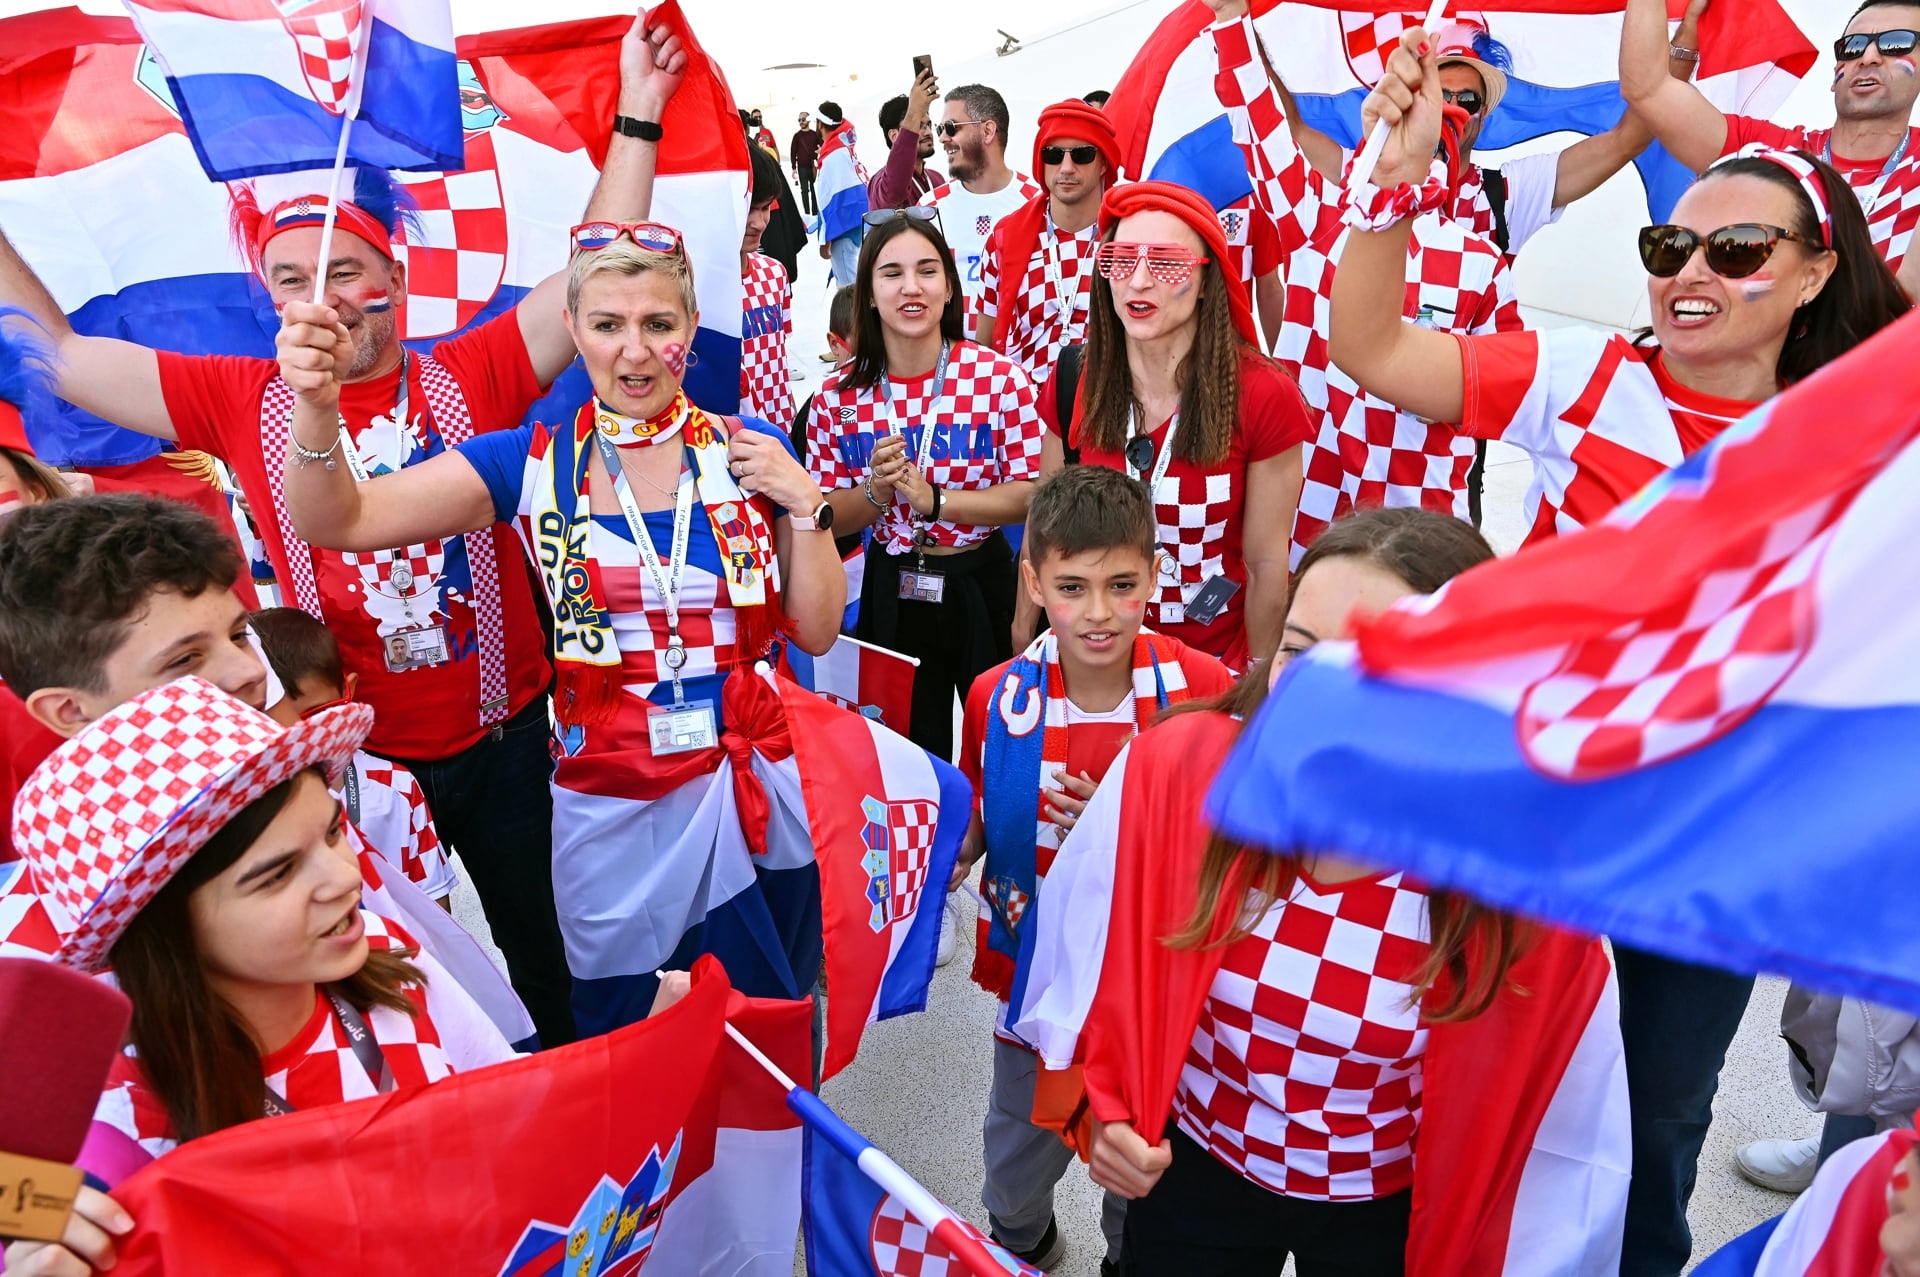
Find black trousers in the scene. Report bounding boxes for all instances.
[857,535,1014,761]
[795,167,818,215]
[387,697,578,1047]
[1123,1129,1410,1277]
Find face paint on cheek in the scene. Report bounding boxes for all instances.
[662,342,688,378]
[1894,57,1917,77]
[1738,276,1777,302]
[1114,598,1146,622]
[360,296,392,314]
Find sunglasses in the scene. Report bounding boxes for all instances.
[1094,242,1212,286]
[935,120,981,138]
[862,205,945,232]
[1637,222,1816,279]
[1042,144,1101,165]
[1835,28,1918,61]
[1441,89,1484,115]
[1124,435,1156,477]
[572,221,685,254]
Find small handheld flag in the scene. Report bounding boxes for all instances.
[1345,0,1450,191]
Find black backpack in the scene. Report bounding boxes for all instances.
[1054,342,1085,465]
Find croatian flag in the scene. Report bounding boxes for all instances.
[122,0,463,180]
[1106,0,1817,224]
[0,4,748,469]
[1693,1130,1916,1275]
[774,673,967,1078]
[1206,309,1920,1018]
[816,119,870,246]
[797,1087,1039,1277]
[108,959,808,1276]
[783,634,918,737]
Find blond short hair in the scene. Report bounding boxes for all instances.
[566,239,699,322]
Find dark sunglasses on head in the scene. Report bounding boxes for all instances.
[935,120,980,138]
[1835,28,1919,61]
[862,205,944,232]
[1637,222,1816,280]
[1042,144,1101,165]
[1441,89,1484,115]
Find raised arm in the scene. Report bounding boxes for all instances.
[1620,0,1727,174]
[871,71,939,210]
[1255,30,1345,183]
[1327,29,1467,426]
[0,229,176,440]
[1553,0,1709,207]
[277,302,497,551]
[1207,0,1331,259]
[515,9,688,386]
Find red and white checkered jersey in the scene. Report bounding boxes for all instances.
[804,341,1047,556]
[741,252,796,425]
[1725,118,1920,277]
[980,216,1099,387]
[1448,151,1561,257]
[1066,357,1313,672]
[1218,193,1283,290]
[93,912,518,1159]
[921,174,1046,328]
[1173,869,1432,1202]
[1457,326,1755,546]
[348,751,456,901]
[1211,14,1523,564]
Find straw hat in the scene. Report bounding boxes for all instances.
[1434,21,1509,118]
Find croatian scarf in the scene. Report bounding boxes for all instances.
[528,394,779,728]
[971,629,1188,999]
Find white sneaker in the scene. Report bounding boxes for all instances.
[1734,1135,1821,1194]
[935,892,965,967]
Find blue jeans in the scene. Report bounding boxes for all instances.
[1616,945,1755,1277]
[829,228,863,288]
[390,698,577,1048]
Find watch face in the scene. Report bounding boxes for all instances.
[815,501,835,531]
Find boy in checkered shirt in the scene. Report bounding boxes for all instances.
[251,607,458,907]
[951,467,1233,1273]
[742,145,797,427]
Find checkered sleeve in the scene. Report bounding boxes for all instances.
[1455,327,1563,454]
[804,388,856,491]
[1211,15,1326,260]
[781,271,793,338]
[995,361,1047,482]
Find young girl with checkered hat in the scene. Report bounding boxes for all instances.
[803,209,1050,761]
[1053,180,1314,675]
[1330,28,1913,1272]
[1014,508,1631,1275]
[5,678,523,1276]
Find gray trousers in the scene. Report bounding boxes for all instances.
[829,228,863,288]
[983,1036,1125,1261]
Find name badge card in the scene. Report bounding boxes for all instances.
[647,700,718,756]
[383,624,451,672]
[898,570,947,604]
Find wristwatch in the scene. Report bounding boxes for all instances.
[798,500,835,533]
[613,114,664,142]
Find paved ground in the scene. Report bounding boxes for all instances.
[443,270,1819,1273]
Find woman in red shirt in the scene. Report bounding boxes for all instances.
[1328,30,1912,1272]
[1061,181,1311,672]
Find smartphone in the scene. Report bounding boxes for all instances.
[912,54,933,81]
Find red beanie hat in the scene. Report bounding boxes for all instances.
[1032,100,1123,186]
[1099,180,1258,347]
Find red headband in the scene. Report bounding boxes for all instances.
[0,401,27,454]
[1033,100,1122,187]
[1099,180,1259,347]
[247,195,396,275]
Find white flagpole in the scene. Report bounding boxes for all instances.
[311,4,378,306]
[1345,0,1450,193]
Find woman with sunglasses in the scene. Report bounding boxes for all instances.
[1062,180,1311,672]
[1332,29,1909,550]
[277,221,847,1036]
[1331,29,1911,1275]
[803,207,1046,760]
[4,679,534,1276]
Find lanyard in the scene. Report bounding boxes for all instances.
[593,430,697,705]
[1041,214,1089,330]
[1823,130,1912,211]
[336,350,410,485]
[262,988,391,1117]
[880,341,953,473]
[1126,406,1181,493]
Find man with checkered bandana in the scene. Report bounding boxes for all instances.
[0,9,693,1052]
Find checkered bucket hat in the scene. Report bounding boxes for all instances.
[10,676,374,974]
